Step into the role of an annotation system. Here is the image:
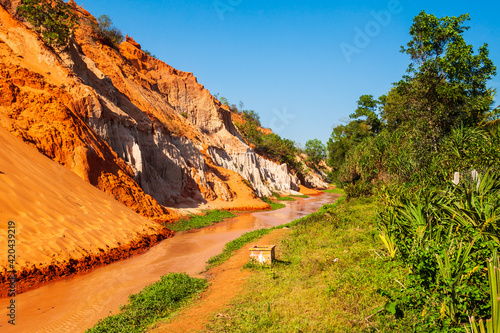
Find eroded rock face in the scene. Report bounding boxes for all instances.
[0,4,175,221]
[208,147,300,197]
[60,11,302,205]
[303,170,329,190]
[0,0,303,214]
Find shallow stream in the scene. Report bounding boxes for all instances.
[0,193,339,332]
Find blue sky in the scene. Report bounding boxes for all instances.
[79,0,500,146]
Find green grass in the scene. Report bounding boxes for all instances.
[275,196,296,201]
[205,197,346,271]
[206,228,273,269]
[261,197,286,210]
[86,273,207,333]
[323,188,345,194]
[204,197,411,332]
[167,210,236,232]
[289,194,309,198]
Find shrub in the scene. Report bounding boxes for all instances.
[241,110,261,126]
[96,14,124,48]
[344,180,372,198]
[376,170,500,329]
[304,139,326,168]
[143,49,156,58]
[17,0,78,47]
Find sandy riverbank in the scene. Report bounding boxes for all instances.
[0,127,174,297]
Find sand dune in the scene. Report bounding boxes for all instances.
[0,126,173,296]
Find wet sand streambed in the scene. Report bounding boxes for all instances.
[0,193,339,332]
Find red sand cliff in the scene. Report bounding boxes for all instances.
[0,0,324,295]
[0,126,174,297]
[0,3,176,222]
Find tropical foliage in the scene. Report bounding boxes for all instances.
[324,11,500,332]
[377,172,500,331]
[327,11,499,192]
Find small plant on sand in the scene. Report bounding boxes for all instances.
[143,49,156,58]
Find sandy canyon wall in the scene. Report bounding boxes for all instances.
[0,0,330,294]
[0,126,174,297]
[0,1,302,213]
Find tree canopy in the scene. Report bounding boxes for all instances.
[386,11,496,151]
[304,139,326,167]
[327,11,498,192]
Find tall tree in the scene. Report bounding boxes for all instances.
[304,139,326,167]
[349,94,383,135]
[385,11,496,151]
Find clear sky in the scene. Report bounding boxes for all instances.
[79,0,500,146]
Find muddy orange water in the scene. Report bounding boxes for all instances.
[0,193,339,332]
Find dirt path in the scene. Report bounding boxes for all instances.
[149,228,291,333]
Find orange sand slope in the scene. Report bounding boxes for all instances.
[299,185,324,196]
[0,127,172,297]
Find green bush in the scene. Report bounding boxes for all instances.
[241,110,261,127]
[344,181,372,198]
[17,0,78,47]
[96,14,124,48]
[376,170,500,330]
[143,49,156,58]
[304,138,326,169]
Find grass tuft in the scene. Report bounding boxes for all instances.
[261,197,286,210]
[167,210,236,232]
[275,196,297,201]
[289,194,310,198]
[86,273,207,333]
[322,188,345,194]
